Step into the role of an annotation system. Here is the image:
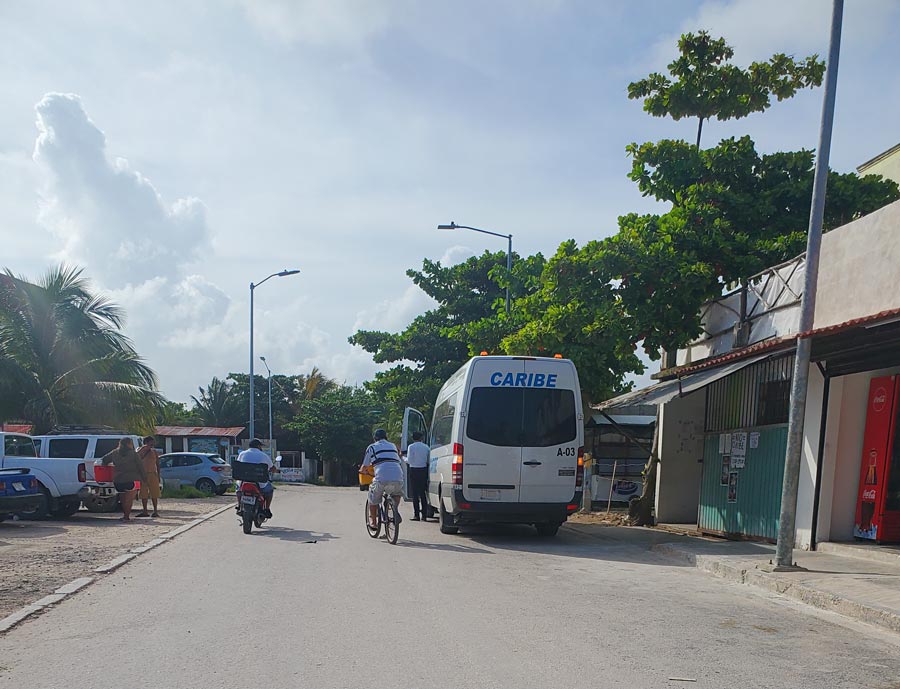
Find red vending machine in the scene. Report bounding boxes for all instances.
[854,376,900,542]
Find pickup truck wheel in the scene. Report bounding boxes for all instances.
[18,487,50,520]
[50,499,81,519]
[83,494,119,513]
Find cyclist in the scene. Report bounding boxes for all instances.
[361,429,404,530]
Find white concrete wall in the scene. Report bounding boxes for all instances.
[808,376,844,544]
[814,200,900,330]
[655,391,706,523]
[796,366,826,549]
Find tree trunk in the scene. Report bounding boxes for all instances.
[323,458,341,486]
[628,409,661,526]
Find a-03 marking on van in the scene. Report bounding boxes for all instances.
[401,355,585,538]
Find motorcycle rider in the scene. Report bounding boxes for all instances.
[235,438,275,518]
[361,429,404,529]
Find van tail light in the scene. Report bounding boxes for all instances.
[575,447,584,488]
[0,481,5,492]
[30,478,39,490]
[452,443,464,486]
[78,463,87,483]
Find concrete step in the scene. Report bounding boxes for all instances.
[816,540,900,566]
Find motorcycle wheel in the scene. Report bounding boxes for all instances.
[242,507,254,534]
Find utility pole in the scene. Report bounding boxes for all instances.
[772,0,844,569]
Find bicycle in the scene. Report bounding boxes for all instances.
[364,489,401,545]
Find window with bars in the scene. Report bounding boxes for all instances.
[705,354,794,432]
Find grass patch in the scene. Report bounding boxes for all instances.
[161,485,210,499]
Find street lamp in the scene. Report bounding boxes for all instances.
[259,356,274,460]
[438,221,513,313]
[249,269,299,441]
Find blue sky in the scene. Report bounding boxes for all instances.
[2,0,898,402]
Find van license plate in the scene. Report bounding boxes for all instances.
[480,489,500,501]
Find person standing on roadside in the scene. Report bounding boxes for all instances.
[136,436,161,518]
[405,431,431,521]
[100,437,146,522]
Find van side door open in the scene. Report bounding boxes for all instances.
[401,407,429,500]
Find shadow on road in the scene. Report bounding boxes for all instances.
[397,539,492,555]
[461,523,693,567]
[253,526,337,543]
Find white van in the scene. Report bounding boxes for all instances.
[401,355,584,537]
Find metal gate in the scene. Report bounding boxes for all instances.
[697,355,793,541]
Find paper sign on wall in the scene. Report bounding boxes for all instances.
[724,433,733,454]
[727,472,738,503]
[731,454,746,469]
[732,432,747,458]
[721,456,730,485]
[749,432,760,449]
[718,434,726,454]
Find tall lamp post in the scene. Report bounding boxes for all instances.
[259,356,274,460]
[250,269,299,441]
[437,222,513,313]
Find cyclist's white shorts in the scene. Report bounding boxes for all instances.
[368,480,404,505]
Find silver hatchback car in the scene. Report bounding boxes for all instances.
[158,453,233,494]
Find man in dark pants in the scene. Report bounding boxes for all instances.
[405,432,430,521]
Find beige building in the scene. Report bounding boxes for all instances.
[858,143,900,186]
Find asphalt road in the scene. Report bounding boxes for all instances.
[2,484,900,689]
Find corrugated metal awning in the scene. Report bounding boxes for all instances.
[154,426,245,438]
[594,352,773,411]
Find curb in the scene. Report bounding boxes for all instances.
[0,503,234,635]
[652,542,900,635]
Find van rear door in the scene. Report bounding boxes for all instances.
[518,359,582,503]
[463,359,525,503]
[400,407,428,500]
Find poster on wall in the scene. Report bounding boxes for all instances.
[724,433,733,454]
[727,472,738,503]
[731,453,746,469]
[718,434,726,454]
[732,432,747,458]
[749,432,760,449]
[721,457,730,485]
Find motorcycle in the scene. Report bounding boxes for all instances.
[232,459,272,535]
[236,481,269,534]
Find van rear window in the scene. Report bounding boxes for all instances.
[466,387,577,447]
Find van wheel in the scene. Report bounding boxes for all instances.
[439,489,458,535]
[536,522,560,537]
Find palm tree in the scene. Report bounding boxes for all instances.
[0,266,163,434]
[190,377,243,427]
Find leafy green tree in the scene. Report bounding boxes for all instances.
[0,266,162,434]
[157,400,199,426]
[350,250,545,431]
[628,30,825,147]
[190,377,244,427]
[287,385,377,485]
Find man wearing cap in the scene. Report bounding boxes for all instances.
[236,439,275,518]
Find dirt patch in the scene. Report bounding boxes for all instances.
[567,509,631,527]
[0,496,232,618]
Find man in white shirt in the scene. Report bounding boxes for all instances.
[405,431,430,521]
[361,429,404,529]
[236,438,275,517]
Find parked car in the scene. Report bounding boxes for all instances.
[33,431,142,513]
[0,432,88,519]
[0,467,43,521]
[159,453,233,494]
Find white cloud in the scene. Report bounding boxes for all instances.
[239,0,391,47]
[33,93,209,287]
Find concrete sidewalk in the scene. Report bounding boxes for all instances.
[651,537,900,635]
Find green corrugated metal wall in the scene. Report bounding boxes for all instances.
[698,425,788,541]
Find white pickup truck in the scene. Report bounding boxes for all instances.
[0,432,89,518]
[33,432,143,512]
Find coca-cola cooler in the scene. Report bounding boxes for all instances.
[854,376,900,542]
